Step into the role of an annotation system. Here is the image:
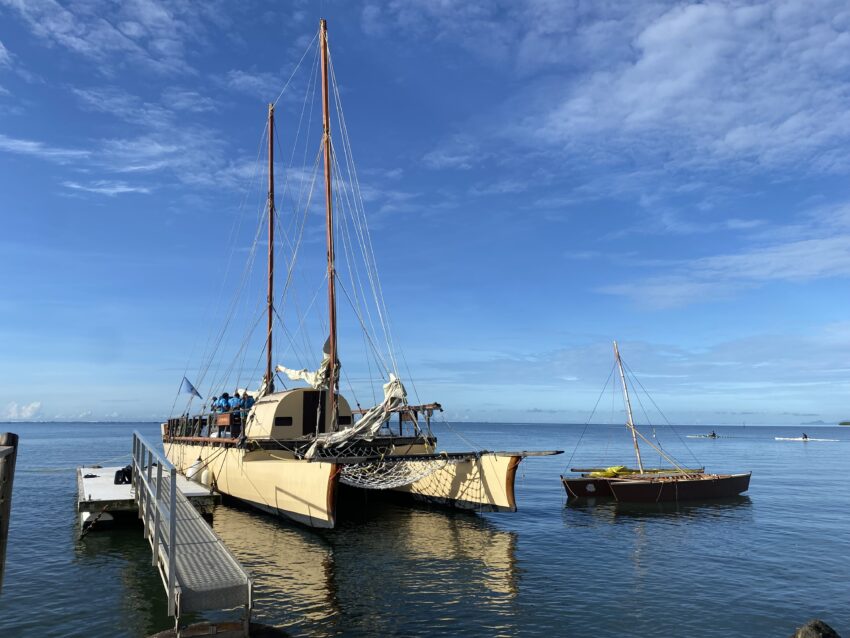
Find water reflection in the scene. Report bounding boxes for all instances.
[212,501,519,636]
[566,495,754,523]
[74,527,180,636]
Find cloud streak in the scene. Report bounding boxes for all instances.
[600,202,850,308]
[63,180,152,196]
[0,39,10,67]
[0,133,90,162]
[0,0,226,74]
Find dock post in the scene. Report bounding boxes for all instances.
[0,432,18,595]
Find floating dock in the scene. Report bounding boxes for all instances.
[77,465,218,530]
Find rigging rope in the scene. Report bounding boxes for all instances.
[272,29,320,107]
[564,362,616,472]
[623,360,701,467]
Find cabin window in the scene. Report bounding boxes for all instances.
[275,416,293,427]
[338,415,352,426]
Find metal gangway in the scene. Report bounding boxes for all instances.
[132,432,252,636]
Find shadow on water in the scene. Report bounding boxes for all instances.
[210,496,521,637]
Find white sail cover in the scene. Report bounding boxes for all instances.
[276,339,332,390]
[305,374,407,459]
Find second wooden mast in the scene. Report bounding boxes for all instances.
[266,103,275,395]
[320,18,339,429]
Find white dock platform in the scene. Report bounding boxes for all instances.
[77,465,218,529]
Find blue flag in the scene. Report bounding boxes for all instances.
[180,376,203,400]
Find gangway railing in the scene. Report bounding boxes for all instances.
[132,431,252,636]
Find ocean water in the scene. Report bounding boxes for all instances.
[1,421,848,637]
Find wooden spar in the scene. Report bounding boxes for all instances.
[320,18,338,430]
[266,104,275,394]
[613,340,643,473]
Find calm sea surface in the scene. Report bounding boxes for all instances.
[1,421,848,637]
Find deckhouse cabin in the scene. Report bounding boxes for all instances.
[246,388,353,440]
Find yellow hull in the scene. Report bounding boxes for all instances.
[165,439,521,528]
[166,442,339,528]
[396,454,520,512]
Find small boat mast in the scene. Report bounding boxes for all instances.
[613,340,644,473]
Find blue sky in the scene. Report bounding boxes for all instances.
[1,0,850,425]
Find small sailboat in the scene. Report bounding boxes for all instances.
[162,19,560,529]
[561,342,751,503]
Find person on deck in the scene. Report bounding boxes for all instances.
[217,393,230,412]
[240,392,255,415]
[210,396,219,413]
[228,392,241,413]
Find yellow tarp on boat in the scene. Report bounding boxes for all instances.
[589,466,629,478]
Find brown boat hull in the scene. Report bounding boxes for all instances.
[561,477,615,499]
[562,472,751,503]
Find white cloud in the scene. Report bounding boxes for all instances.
[0,0,227,74]
[221,69,281,99]
[0,133,90,162]
[540,1,850,173]
[4,401,42,420]
[600,204,850,308]
[422,134,481,170]
[63,180,151,196]
[0,39,10,67]
[72,86,172,128]
[161,87,216,112]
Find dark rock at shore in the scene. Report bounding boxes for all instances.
[791,620,841,638]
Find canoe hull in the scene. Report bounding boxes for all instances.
[165,439,523,528]
[562,472,751,503]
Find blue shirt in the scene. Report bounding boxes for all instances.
[228,396,241,410]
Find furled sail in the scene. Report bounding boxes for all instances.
[305,374,407,458]
[276,339,333,390]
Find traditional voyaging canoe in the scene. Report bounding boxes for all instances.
[163,19,560,529]
[561,342,750,503]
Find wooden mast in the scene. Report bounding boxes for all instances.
[265,103,275,395]
[613,341,643,472]
[320,18,338,429]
